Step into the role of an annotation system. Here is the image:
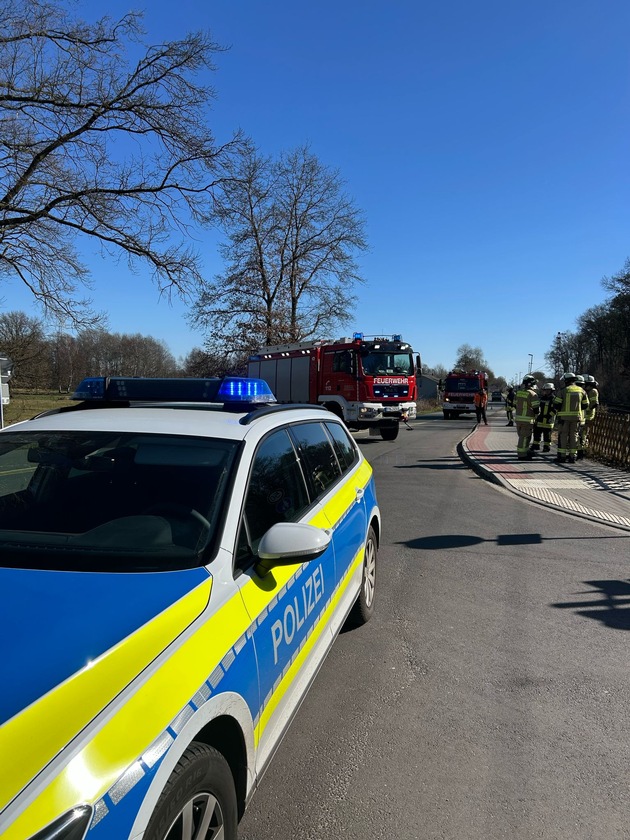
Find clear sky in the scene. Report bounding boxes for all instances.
[7,0,630,382]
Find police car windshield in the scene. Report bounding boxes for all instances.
[360,352,413,375]
[0,430,239,571]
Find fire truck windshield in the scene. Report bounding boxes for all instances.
[447,376,482,391]
[360,352,414,376]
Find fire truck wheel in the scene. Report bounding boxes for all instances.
[380,425,399,441]
[324,402,344,420]
[347,525,377,627]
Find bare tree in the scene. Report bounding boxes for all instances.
[70,329,178,378]
[0,0,238,324]
[0,310,50,387]
[181,347,246,377]
[602,257,630,297]
[454,344,488,371]
[190,141,367,356]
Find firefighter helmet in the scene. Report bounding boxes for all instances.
[563,372,577,382]
[542,382,555,390]
[575,375,585,384]
[522,374,536,385]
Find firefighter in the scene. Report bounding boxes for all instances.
[514,375,540,460]
[530,382,556,452]
[505,385,516,426]
[579,375,600,459]
[553,372,589,464]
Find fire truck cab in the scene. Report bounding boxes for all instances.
[248,334,421,441]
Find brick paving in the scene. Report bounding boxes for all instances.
[460,420,630,531]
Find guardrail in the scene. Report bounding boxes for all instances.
[589,409,630,471]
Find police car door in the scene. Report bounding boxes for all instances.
[234,423,338,775]
[288,420,369,638]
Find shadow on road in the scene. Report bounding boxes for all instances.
[395,457,467,470]
[552,579,630,630]
[399,533,544,550]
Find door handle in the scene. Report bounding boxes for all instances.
[355,487,364,502]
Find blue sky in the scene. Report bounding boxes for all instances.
[7,0,630,381]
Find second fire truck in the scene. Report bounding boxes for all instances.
[440,369,489,419]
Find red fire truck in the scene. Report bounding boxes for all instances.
[440,369,488,419]
[247,333,421,440]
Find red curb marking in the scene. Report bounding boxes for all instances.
[467,426,538,480]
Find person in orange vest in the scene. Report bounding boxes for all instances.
[474,387,488,425]
[553,372,589,464]
[514,375,540,459]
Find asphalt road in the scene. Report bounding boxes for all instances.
[238,412,630,840]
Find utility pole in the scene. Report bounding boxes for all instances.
[528,354,533,373]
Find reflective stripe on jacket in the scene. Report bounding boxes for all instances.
[535,396,556,429]
[514,387,540,424]
[553,385,589,420]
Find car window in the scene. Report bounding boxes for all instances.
[325,421,359,472]
[0,431,239,570]
[240,429,311,562]
[289,421,342,499]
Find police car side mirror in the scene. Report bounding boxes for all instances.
[255,522,331,575]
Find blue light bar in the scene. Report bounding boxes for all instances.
[392,334,402,341]
[73,377,107,400]
[72,376,277,406]
[353,332,364,340]
[216,377,276,403]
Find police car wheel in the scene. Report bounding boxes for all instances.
[145,742,237,840]
[348,525,377,626]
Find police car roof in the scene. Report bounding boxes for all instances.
[4,376,332,439]
[13,403,332,440]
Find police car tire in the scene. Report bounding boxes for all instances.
[348,525,377,626]
[144,742,238,840]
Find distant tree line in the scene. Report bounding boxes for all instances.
[0,312,185,390]
[545,258,630,404]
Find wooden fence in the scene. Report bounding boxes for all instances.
[588,409,630,470]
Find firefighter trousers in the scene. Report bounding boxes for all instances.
[516,421,534,456]
[558,418,581,457]
[579,419,593,453]
[532,424,552,445]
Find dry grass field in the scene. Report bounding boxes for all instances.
[2,391,74,428]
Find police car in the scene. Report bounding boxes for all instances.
[0,377,380,840]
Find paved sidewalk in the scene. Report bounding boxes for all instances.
[459,417,630,532]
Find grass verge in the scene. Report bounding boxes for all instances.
[2,390,74,427]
